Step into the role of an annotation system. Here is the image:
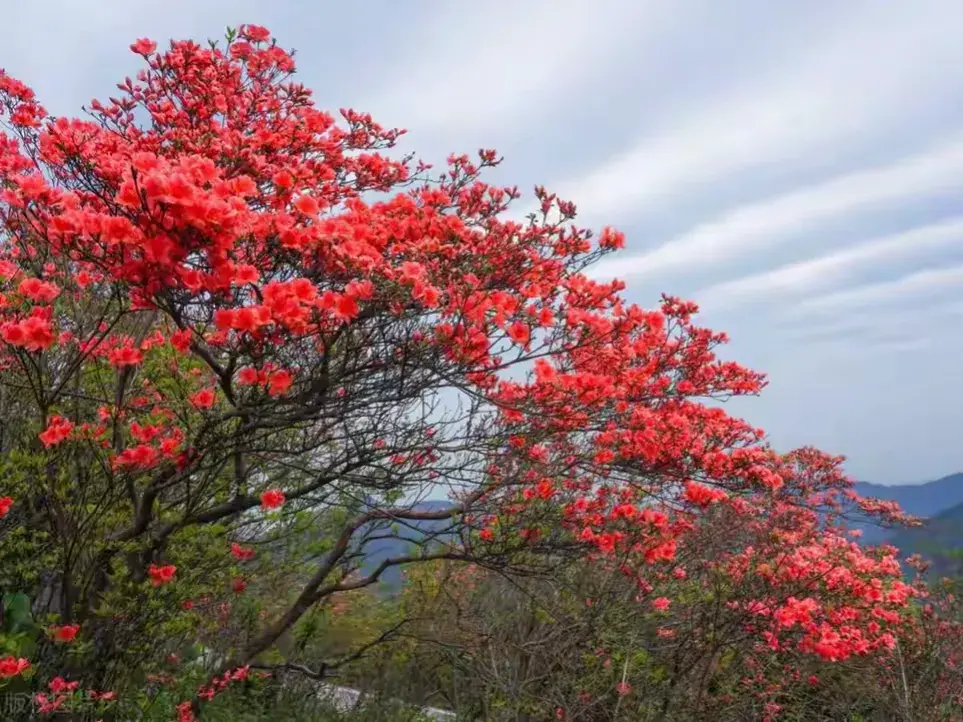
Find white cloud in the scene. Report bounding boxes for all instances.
[696,217,963,310]
[866,337,934,353]
[356,0,661,139]
[822,335,936,355]
[3,0,264,114]
[589,136,963,282]
[542,0,963,228]
[773,303,963,361]
[809,332,935,354]
[782,301,963,338]
[788,263,963,317]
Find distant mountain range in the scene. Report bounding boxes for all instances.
[350,475,963,590]
[355,500,457,589]
[855,473,963,521]
[854,473,963,575]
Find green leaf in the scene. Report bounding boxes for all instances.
[2,592,33,633]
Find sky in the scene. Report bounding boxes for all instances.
[3,0,963,484]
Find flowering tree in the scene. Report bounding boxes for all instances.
[0,25,932,721]
[392,550,963,721]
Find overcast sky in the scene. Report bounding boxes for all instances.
[4,1,963,484]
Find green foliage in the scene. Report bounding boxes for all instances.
[0,453,56,590]
[1,591,39,663]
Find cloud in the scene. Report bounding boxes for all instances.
[3,0,265,114]
[355,0,661,141]
[769,302,963,365]
[695,217,963,310]
[787,329,936,357]
[540,0,963,229]
[589,136,963,282]
[866,337,934,353]
[781,301,963,338]
[788,264,963,317]
[4,2,963,483]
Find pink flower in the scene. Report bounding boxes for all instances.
[653,597,671,612]
[130,38,157,55]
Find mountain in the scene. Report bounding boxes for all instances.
[349,476,963,590]
[852,473,963,544]
[855,473,963,519]
[852,473,963,569]
[886,500,963,576]
[355,500,458,590]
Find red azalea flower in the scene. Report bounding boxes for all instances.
[148,564,177,586]
[190,388,216,409]
[260,489,285,510]
[231,542,255,561]
[130,38,156,55]
[0,656,30,678]
[51,624,80,643]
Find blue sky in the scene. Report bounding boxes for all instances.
[4,1,963,484]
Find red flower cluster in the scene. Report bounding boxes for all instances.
[2,313,55,351]
[50,624,80,643]
[230,543,256,561]
[190,388,217,409]
[35,676,80,714]
[149,564,177,586]
[259,489,285,510]
[177,665,252,720]
[18,277,59,302]
[39,415,74,447]
[0,656,30,678]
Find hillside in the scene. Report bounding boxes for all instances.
[855,473,963,518]
[852,473,963,567]
[350,476,963,587]
[886,500,963,576]
[356,500,458,589]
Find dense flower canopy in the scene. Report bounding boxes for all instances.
[0,24,930,720]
